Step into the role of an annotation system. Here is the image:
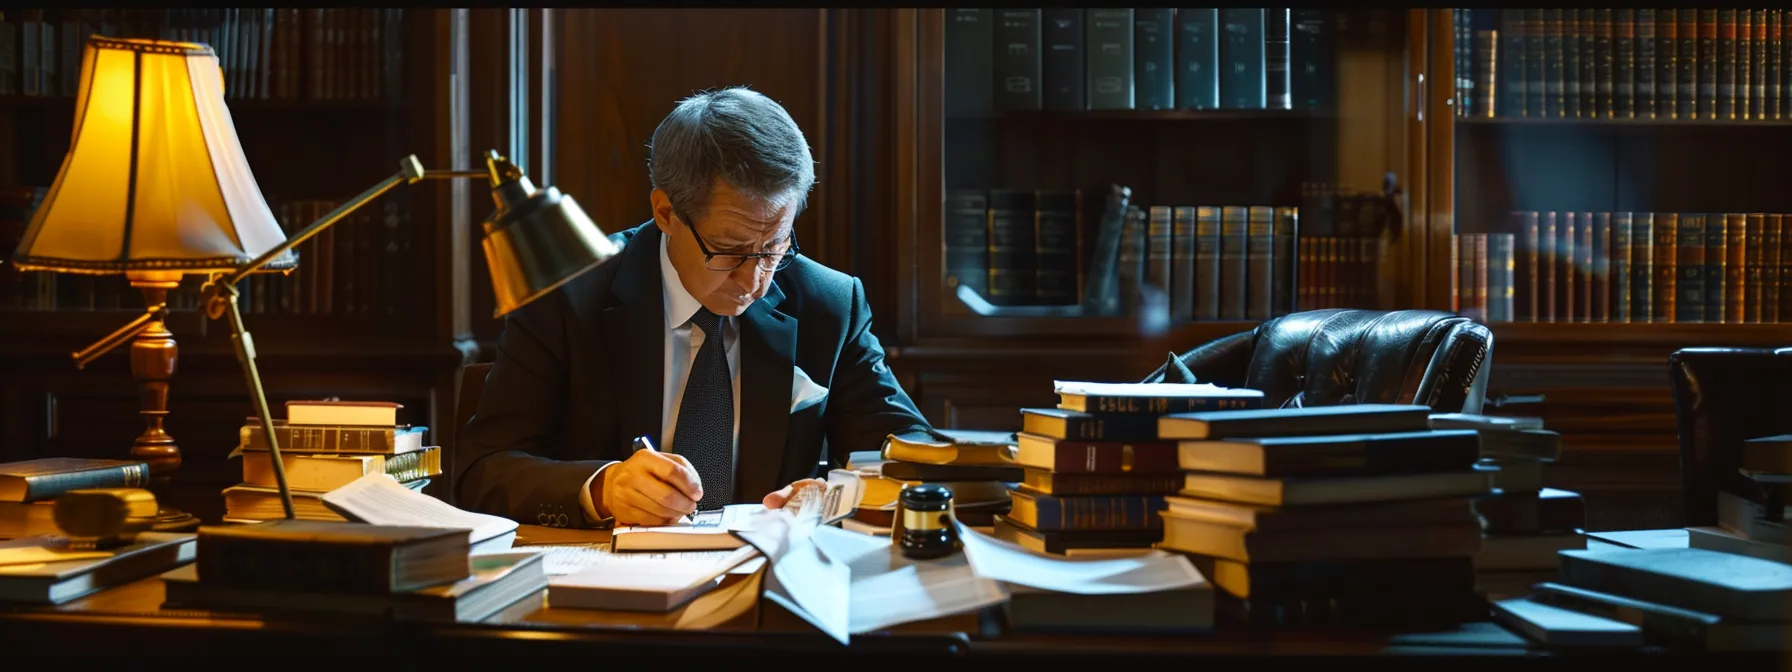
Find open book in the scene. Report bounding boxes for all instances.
[321,473,519,554]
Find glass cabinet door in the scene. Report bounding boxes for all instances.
[915,8,1414,343]
[1446,7,1792,334]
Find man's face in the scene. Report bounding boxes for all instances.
[651,181,797,317]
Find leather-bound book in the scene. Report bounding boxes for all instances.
[197,519,470,594]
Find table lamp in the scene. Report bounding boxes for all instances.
[8,37,299,531]
[13,36,622,524]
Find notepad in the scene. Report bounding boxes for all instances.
[610,505,760,552]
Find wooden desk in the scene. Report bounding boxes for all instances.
[0,527,1777,664]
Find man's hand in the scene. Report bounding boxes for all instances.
[596,446,704,526]
[762,478,828,510]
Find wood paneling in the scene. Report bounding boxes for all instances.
[554,9,829,263]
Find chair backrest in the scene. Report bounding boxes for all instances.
[1667,347,1792,526]
[447,361,495,506]
[1143,309,1493,413]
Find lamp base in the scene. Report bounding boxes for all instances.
[150,507,200,532]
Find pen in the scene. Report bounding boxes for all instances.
[632,435,699,523]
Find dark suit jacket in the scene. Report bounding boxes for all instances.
[454,222,929,527]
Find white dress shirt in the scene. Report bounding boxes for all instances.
[579,234,742,523]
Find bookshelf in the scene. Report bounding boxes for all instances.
[1428,8,1792,528]
[885,8,1413,429]
[875,8,1743,528]
[0,7,467,522]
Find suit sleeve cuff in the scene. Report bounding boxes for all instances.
[580,463,617,528]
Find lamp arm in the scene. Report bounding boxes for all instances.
[70,302,166,370]
[201,157,491,521]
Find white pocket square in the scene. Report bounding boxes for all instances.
[791,366,829,413]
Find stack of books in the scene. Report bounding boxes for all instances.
[221,400,439,522]
[1683,435,1791,563]
[1152,404,1495,629]
[1490,547,1791,651]
[841,429,1020,535]
[0,457,150,539]
[1428,413,1586,598]
[995,381,1264,556]
[164,518,546,623]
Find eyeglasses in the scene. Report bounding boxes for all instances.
[679,213,801,272]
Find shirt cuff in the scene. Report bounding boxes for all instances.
[579,462,617,527]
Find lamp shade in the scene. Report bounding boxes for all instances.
[9,37,294,276]
[479,151,619,317]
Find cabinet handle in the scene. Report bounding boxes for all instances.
[1415,73,1425,122]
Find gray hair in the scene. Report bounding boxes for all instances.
[648,86,816,222]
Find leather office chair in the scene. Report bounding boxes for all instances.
[1140,309,1494,414]
[1666,347,1792,527]
[446,361,495,506]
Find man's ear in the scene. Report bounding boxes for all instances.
[650,189,675,234]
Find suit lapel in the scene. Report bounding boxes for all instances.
[735,281,795,502]
[599,225,665,443]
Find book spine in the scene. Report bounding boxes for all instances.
[993,9,1043,112]
[1134,8,1175,110]
[1075,394,1259,414]
[1025,494,1167,532]
[242,424,409,453]
[4,462,150,503]
[1635,9,1656,118]
[1034,412,1162,442]
[1041,8,1085,111]
[1675,214,1706,322]
[1746,213,1764,322]
[1629,213,1654,322]
[196,535,396,594]
[1026,472,1183,496]
[1653,212,1678,323]
[1259,431,1482,477]
[1656,11,1678,119]
[1680,10,1700,119]
[1704,213,1728,323]
[1724,213,1746,324]
[1048,440,1181,474]
[1612,212,1632,323]
[1765,214,1782,323]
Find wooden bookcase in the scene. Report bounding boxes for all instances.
[881,8,1414,429]
[866,8,1783,530]
[0,7,470,522]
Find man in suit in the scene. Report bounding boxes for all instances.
[456,86,930,527]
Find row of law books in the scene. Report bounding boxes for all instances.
[1456,9,1792,121]
[1,193,416,317]
[1454,211,1792,324]
[949,182,1389,316]
[946,8,1338,115]
[2,8,403,101]
[220,399,440,523]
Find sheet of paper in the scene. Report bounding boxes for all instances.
[809,525,1008,634]
[550,545,760,593]
[1053,380,1262,399]
[528,544,766,576]
[321,473,518,548]
[0,538,110,568]
[954,520,1206,595]
[735,508,852,644]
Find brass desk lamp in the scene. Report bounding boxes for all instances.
[11,36,619,523]
[207,150,617,518]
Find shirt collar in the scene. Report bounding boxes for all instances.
[660,231,705,329]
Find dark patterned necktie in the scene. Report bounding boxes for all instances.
[674,307,733,509]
